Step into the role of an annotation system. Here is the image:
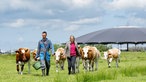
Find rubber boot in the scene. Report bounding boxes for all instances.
[46,66,50,76]
[42,69,45,76]
[68,67,71,75]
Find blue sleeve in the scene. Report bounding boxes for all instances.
[36,41,41,58]
[49,41,54,55]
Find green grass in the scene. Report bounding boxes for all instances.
[0,52,146,82]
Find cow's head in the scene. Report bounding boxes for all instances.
[15,48,28,61]
[31,49,37,60]
[83,47,89,59]
[54,49,64,62]
[103,52,108,59]
[78,46,83,57]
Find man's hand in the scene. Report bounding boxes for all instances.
[52,53,55,56]
[35,57,40,61]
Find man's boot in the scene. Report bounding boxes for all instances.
[46,66,50,76]
[42,69,45,76]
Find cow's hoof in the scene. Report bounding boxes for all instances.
[19,72,23,75]
[108,66,111,68]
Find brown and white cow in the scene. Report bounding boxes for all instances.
[82,46,100,71]
[15,48,30,75]
[54,48,66,72]
[104,48,121,68]
[74,45,83,73]
[31,49,37,61]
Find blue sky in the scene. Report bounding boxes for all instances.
[0,0,146,50]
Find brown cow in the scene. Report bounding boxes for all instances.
[31,49,37,61]
[54,48,66,72]
[83,46,100,71]
[15,48,30,75]
[104,48,121,68]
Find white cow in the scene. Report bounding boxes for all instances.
[104,48,121,68]
[54,48,66,72]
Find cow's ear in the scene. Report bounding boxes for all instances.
[15,50,19,53]
[25,49,28,52]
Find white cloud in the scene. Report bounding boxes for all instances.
[130,17,146,25]
[71,17,100,24]
[64,25,79,31]
[108,0,146,10]
[10,19,25,28]
[62,0,94,8]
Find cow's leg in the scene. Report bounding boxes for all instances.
[118,56,121,63]
[56,61,59,72]
[61,61,64,70]
[91,60,94,71]
[16,64,19,74]
[94,58,98,71]
[82,60,85,70]
[89,60,92,71]
[84,60,88,71]
[20,65,24,75]
[115,58,119,68]
[16,61,20,74]
[60,60,63,70]
[108,58,113,68]
[28,60,30,74]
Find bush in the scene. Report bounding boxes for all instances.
[95,44,112,52]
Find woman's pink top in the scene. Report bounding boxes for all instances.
[70,42,76,56]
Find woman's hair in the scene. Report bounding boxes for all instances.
[70,35,75,41]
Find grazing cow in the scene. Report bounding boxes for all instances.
[31,49,37,61]
[82,46,100,71]
[15,48,30,75]
[54,48,66,72]
[104,48,121,68]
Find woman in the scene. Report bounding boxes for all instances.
[64,35,80,75]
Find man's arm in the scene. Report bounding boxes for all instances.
[36,41,41,58]
[49,41,54,55]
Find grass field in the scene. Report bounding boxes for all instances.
[0,52,146,82]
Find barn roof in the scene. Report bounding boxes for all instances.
[76,27,146,44]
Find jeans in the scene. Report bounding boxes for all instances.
[67,56,76,74]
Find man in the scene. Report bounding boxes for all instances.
[35,31,54,76]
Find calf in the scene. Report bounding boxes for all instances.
[104,48,121,68]
[54,48,66,72]
[83,46,100,71]
[15,48,30,75]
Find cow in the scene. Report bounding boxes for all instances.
[104,48,121,68]
[54,47,66,72]
[15,48,30,75]
[74,45,83,73]
[82,46,100,71]
[31,49,37,61]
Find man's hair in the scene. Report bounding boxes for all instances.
[42,31,47,35]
